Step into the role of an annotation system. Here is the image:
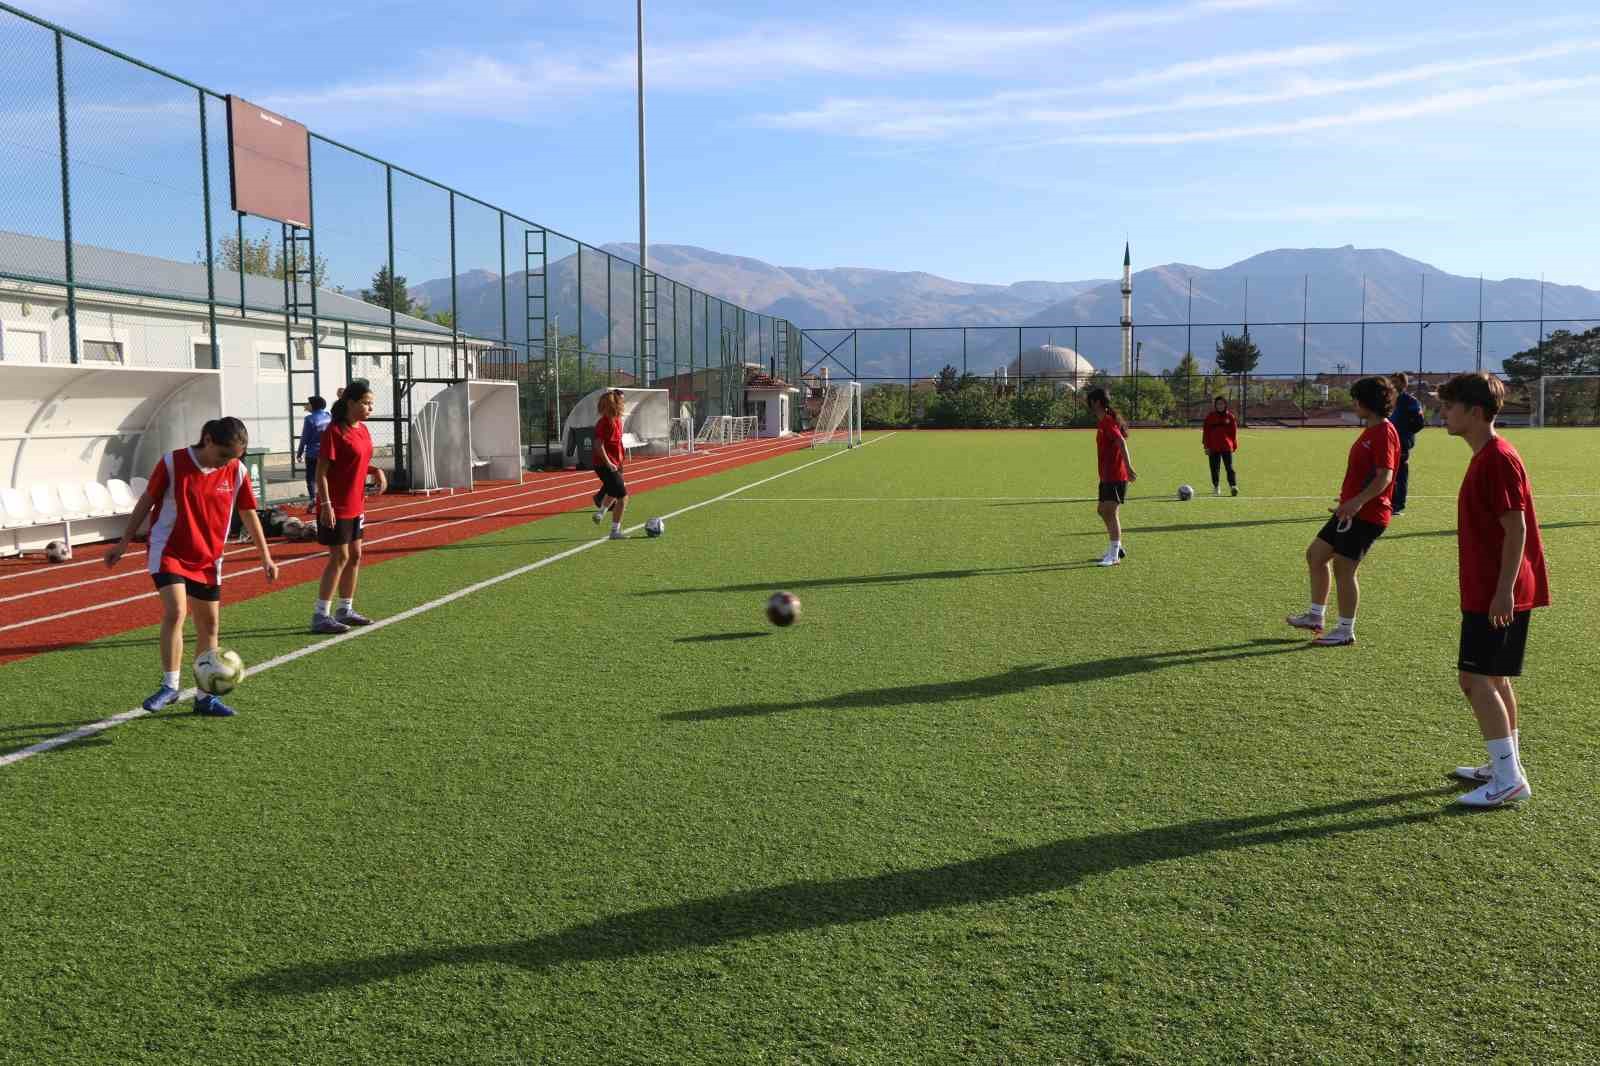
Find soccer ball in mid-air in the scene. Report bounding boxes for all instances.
[1177,484,1195,501]
[194,648,245,695]
[766,591,801,627]
[645,517,665,538]
[44,540,71,563]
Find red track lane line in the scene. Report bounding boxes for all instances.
[0,437,810,663]
[0,443,784,603]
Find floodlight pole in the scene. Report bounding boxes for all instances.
[636,0,649,385]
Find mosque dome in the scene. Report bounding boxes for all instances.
[1010,344,1096,386]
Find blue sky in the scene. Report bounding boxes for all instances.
[27,0,1600,289]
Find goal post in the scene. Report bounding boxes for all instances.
[1535,375,1600,427]
[811,380,862,448]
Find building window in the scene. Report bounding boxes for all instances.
[258,351,287,373]
[1,328,46,363]
[82,339,123,364]
[193,343,215,369]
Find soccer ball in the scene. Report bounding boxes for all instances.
[766,591,801,627]
[281,516,304,540]
[44,540,71,563]
[194,648,245,695]
[645,517,665,538]
[1177,484,1195,501]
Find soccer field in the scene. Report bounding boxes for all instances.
[3,427,1598,1065]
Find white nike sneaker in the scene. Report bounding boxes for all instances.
[1097,547,1120,567]
[1452,762,1493,783]
[1311,627,1356,647]
[1285,611,1325,633]
[1457,777,1531,808]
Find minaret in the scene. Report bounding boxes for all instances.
[1120,242,1133,377]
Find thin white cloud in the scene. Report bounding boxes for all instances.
[1195,205,1434,223]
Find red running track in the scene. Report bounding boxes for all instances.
[0,435,810,665]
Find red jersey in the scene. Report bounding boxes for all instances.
[594,414,623,469]
[1096,414,1130,483]
[144,448,256,585]
[1339,420,1401,527]
[1202,411,1238,453]
[1457,436,1550,613]
[319,421,374,520]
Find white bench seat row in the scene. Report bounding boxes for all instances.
[0,477,149,537]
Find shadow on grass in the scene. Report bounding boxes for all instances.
[362,535,593,557]
[666,639,1307,723]
[636,562,1103,597]
[674,632,771,644]
[234,785,1452,997]
[1383,519,1598,542]
[1064,515,1316,536]
[0,705,202,756]
[0,625,309,659]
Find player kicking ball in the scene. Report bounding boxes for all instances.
[590,389,629,540]
[106,417,279,716]
[1285,376,1400,646]
[1438,373,1549,808]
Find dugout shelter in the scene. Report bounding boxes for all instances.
[558,388,672,470]
[407,379,523,492]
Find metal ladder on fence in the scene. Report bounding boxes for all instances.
[640,269,658,386]
[524,228,558,463]
[283,224,321,490]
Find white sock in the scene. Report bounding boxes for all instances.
[315,599,331,617]
[612,521,622,533]
[1513,728,1521,765]
[1486,736,1520,785]
[1108,539,1121,554]
[338,597,354,614]
[162,670,180,690]
[1338,615,1355,635]
[1307,603,1326,620]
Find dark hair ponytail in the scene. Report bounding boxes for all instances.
[195,416,247,450]
[331,378,373,425]
[1085,386,1126,430]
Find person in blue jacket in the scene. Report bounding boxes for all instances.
[1388,372,1426,515]
[296,395,332,513]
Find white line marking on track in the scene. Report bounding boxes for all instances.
[0,438,804,634]
[1,434,890,768]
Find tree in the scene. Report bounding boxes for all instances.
[861,385,910,428]
[1214,331,1262,376]
[362,265,416,315]
[1164,351,1206,412]
[1112,372,1176,424]
[932,365,961,395]
[1501,326,1600,383]
[205,234,328,288]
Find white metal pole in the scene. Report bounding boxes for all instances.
[636,0,649,385]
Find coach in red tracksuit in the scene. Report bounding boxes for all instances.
[1202,396,1239,497]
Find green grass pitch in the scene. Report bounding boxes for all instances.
[3,427,1598,1065]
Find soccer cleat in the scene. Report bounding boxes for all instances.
[1457,777,1531,808]
[142,685,181,712]
[1285,611,1325,633]
[1452,762,1493,783]
[1311,627,1356,647]
[609,529,627,540]
[193,693,237,717]
[592,509,605,524]
[311,613,351,635]
[1213,485,1222,496]
[1231,486,1239,497]
[1097,549,1120,567]
[334,609,374,627]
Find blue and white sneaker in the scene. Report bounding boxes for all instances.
[334,608,374,627]
[193,693,236,717]
[142,685,181,712]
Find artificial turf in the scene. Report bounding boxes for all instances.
[2,427,1598,1065]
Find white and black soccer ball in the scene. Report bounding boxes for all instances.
[43,540,71,563]
[194,648,245,696]
[645,517,665,538]
[281,517,305,540]
[1177,484,1195,501]
[766,591,801,627]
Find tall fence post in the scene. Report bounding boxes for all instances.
[54,31,78,363]
[197,89,219,370]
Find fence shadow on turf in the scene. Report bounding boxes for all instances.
[664,639,1308,723]
[635,562,1104,597]
[234,785,1452,998]
[1382,519,1598,542]
[1062,515,1316,536]
[0,626,310,660]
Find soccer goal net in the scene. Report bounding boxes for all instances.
[1535,375,1600,427]
[669,413,695,454]
[695,415,758,447]
[811,380,862,448]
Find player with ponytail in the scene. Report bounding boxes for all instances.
[1085,386,1137,567]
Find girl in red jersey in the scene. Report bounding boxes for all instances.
[1085,386,1137,567]
[1439,372,1549,808]
[1201,395,1239,496]
[311,379,386,634]
[1285,376,1399,647]
[106,417,280,717]
[589,388,628,540]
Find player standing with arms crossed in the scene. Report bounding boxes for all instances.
[1285,376,1399,647]
[1085,386,1136,567]
[311,379,385,634]
[1439,372,1549,807]
[106,417,279,716]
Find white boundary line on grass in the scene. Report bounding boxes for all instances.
[732,492,1600,503]
[0,433,894,769]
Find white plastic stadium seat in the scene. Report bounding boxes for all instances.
[29,484,65,523]
[0,487,30,528]
[82,481,115,517]
[106,478,137,512]
[56,482,91,519]
[621,432,645,458]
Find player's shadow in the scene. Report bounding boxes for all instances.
[675,631,770,643]
[665,638,1306,723]
[1063,515,1315,536]
[234,785,1450,998]
[636,562,1102,597]
[1383,520,1598,542]
[0,625,308,659]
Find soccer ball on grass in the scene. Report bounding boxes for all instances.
[766,591,801,627]
[194,648,245,695]
[645,517,665,538]
[1177,484,1194,501]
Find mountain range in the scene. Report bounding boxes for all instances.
[411,245,1600,377]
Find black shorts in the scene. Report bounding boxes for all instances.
[317,516,365,546]
[1098,481,1127,504]
[1315,515,1384,563]
[151,572,222,602]
[595,464,627,501]
[1458,611,1532,677]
